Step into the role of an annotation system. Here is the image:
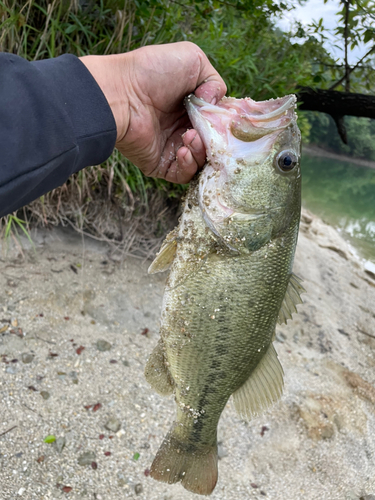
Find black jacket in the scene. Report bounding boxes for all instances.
[0,53,117,218]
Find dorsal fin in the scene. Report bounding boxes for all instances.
[148,233,177,274]
[277,273,305,325]
[232,343,284,420]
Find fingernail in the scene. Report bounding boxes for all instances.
[184,150,194,165]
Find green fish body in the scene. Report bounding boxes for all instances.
[145,94,303,495]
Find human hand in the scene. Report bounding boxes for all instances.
[80,42,226,183]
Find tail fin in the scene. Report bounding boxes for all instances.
[150,431,218,495]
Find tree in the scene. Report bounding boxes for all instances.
[297,0,375,143]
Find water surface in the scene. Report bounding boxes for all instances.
[301,154,375,262]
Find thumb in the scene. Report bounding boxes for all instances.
[192,48,227,104]
[195,79,227,105]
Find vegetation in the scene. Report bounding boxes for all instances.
[307,112,375,160]
[0,0,374,248]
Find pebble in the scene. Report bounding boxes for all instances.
[40,391,50,400]
[104,417,121,433]
[134,483,143,495]
[5,366,17,374]
[217,443,228,459]
[21,353,34,364]
[78,451,96,466]
[276,332,286,343]
[69,371,79,384]
[54,436,66,454]
[96,340,112,352]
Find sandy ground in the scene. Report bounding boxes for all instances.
[1,209,375,500]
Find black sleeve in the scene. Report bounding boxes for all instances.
[0,53,117,218]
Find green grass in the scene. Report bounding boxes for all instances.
[0,0,190,242]
[0,0,330,244]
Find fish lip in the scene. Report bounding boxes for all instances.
[185,94,297,120]
[184,94,208,108]
[251,95,296,122]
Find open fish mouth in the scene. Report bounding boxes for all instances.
[187,94,296,121]
[185,93,297,148]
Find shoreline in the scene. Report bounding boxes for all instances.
[302,144,375,170]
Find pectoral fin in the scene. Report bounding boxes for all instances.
[232,343,284,420]
[277,273,305,325]
[148,234,177,274]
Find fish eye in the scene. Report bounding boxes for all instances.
[275,150,298,172]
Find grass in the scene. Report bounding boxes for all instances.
[0,0,188,250]
[0,0,328,250]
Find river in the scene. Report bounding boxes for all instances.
[301,152,375,263]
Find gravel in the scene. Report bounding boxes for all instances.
[0,214,375,500]
[96,340,112,352]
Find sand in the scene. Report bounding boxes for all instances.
[0,208,374,500]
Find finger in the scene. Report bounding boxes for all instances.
[182,129,206,168]
[194,47,227,104]
[172,147,198,184]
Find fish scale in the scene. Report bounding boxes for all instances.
[145,93,303,495]
[162,197,299,447]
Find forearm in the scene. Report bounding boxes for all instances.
[0,53,117,218]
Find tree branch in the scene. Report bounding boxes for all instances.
[343,0,350,92]
[297,86,375,143]
[329,45,375,90]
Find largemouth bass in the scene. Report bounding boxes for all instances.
[145,93,304,495]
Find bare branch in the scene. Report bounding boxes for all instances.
[329,45,375,90]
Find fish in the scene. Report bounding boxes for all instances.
[145,93,304,495]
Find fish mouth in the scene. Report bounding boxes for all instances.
[186,94,296,122]
[185,93,297,150]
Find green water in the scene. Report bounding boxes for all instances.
[301,154,375,262]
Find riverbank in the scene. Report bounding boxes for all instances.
[303,144,375,170]
[0,210,374,500]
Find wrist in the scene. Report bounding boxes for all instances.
[79,54,130,144]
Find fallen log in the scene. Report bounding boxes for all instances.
[296,87,375,144]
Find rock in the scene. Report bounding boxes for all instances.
[96,340,111,352]
[54,436,66,453]
[364,261,375,280]
[77,451,96,466]
[21,353,34,364]
[104,417,121,433]
[69,371,79,384]
[217,442,228,459]
[5,365,17,374]
[40,391,50,400]
[134,483,143,495]
[275,332,286,343]
[345,493,360,500]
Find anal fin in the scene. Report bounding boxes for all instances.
[232,343,284,420]
[277,272,306,325]
[145,339,174,396]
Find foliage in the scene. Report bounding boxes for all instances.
[304,111,375,160]
[0,0,370,242]
[306,0,375,92]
